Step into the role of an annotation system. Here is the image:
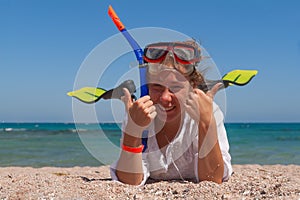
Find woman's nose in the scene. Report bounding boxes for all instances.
[162,51,176,68]
[160,88,172,103]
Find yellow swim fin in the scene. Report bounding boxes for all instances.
[67,87,107,104]
[67,80,136,104]
[222,69,258,86]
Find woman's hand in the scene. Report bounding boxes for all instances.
[122,88,157,137]
[189,83,225,183]
[185,83,222,125]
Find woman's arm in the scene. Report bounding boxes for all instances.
[197,117,224,183]
[115,88,156,185]
[116,133,144,185]
[185,83,224,183]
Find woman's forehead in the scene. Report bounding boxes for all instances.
[148,71,190,87]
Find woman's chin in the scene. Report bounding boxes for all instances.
[156,105,181,123]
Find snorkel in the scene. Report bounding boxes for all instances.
[108,5,148,97]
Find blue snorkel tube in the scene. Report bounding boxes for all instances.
[108,5,148,97]
[108,5,149,151]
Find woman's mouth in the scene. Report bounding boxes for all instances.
[157,104,176,112]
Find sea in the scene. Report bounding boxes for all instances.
[0,123,299,167]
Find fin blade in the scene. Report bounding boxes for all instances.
[222,70,258,86]
[67,87,107,103]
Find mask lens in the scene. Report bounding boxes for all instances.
[173,46,195,62]
[145,46,168,60]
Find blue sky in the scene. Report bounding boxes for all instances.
[1,0,300,122]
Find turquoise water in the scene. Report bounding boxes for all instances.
[226,123,300,164]
[0,123,299,167]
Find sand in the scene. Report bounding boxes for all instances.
[0,164,299,200]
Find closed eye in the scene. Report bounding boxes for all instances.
[149,84,165,92]
[169,85,184,93]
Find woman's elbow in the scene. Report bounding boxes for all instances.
[116,170,143,185]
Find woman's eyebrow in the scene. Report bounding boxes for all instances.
[149,83,164,87]
[168,81,184,86]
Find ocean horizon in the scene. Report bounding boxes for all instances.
[1,122,299,167]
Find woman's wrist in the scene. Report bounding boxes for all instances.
[198,115,214,133]
[124,120,145,138]
[122,144,144,153]
[122,133,142,148]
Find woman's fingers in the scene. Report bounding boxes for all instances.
[122,89,156,127]
[206,83,222,99]
[122,88,133,111]
[145,104,157,118]
[184,91,200,121]
[148,109,157,119]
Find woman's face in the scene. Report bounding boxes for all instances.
[148,69,191,122]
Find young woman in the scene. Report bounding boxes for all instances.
[110,40,232,185]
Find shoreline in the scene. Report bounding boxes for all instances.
[0,164,299,199]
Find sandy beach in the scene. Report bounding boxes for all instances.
[0,164,299,200]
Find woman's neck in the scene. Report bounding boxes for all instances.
[155,113,184,148]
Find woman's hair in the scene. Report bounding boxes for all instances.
[188,68,206,89]
[182,40,207,91]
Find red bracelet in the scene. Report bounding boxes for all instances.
[122,144,144,153]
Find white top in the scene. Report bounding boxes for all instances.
[110,103,233,185]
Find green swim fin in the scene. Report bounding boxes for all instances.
[67,80,136,104]
[222,69,258,86]
[198,69,258,92]
[67,87,107,104]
